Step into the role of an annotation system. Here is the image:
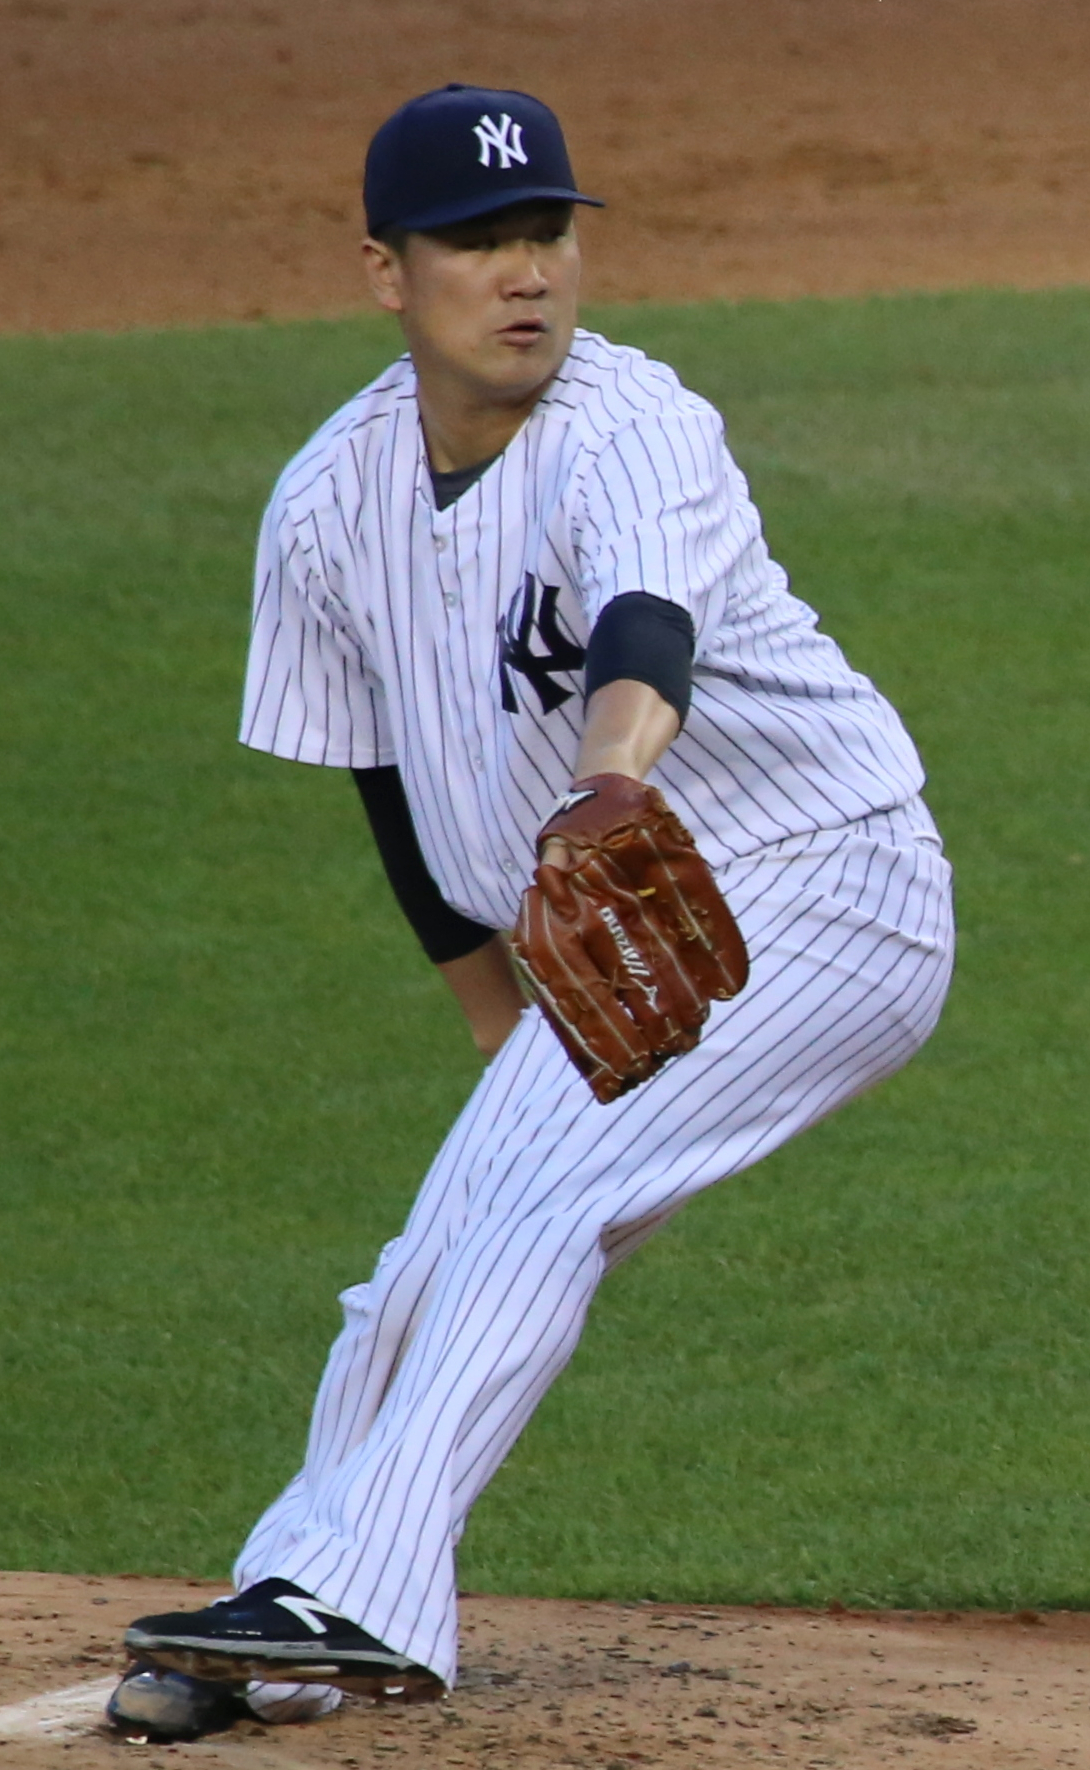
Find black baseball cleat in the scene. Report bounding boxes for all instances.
[106,1663,250,1742]
[124,1577,444,1702]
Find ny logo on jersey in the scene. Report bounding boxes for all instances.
[473,113,529,170]
[498,573,586,715]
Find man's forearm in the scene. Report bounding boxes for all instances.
[438,935,527,1061]
[539,680,680,876]
[574,677,681,783]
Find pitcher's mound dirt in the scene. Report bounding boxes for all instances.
[0,1573,1086,1768]
[3,0,1090,333]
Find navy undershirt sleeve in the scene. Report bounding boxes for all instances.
[351,766,495,965]
[584,592,695,726]
[352,596,691,957]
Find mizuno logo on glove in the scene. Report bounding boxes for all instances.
[600,906,659,1006]
[550,787,597,818]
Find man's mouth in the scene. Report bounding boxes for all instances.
[500,318,548,341]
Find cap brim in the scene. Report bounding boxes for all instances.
[386,187,605,234]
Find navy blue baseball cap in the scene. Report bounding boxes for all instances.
[364,83,603,236]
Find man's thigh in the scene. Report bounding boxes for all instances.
[410,818,953,1246]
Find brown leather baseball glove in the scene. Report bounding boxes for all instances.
[511,774,749,1104]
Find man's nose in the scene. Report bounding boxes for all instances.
[501,242,548,295]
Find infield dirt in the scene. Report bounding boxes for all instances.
[1,1573,1088,1768]
[2,2,1088,1763]
[3,0,1090,331]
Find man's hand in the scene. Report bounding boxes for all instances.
[513,669,750,1097]
[513,772,749,1104]
[512,676,748,1103]
[442,683,712,1076]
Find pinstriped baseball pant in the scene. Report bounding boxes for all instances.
[234,800,954,1696]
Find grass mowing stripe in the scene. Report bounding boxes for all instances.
[1,289,1087,1603]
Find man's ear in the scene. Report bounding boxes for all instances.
[362,236,405,314]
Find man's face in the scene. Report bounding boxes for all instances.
[364,202,580,410]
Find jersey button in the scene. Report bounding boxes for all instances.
[472,755,484,771]
[443,592,458,609]
[434,536,448,552]
[501,858,515,874]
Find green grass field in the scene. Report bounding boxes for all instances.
[1,288,1087,1607]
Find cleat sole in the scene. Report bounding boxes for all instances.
[126,1643,444,1703]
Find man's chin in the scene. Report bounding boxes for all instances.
[482,342,569,403]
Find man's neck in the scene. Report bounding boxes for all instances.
[415,385,545,473]
[410,343,567,471]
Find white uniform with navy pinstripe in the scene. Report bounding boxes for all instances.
[233,329,953,1698]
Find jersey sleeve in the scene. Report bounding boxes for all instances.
[239,485,395,769]
[572,401,766,653]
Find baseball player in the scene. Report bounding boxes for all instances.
[108,84,954,1742]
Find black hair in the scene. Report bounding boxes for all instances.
[369,221,411,254]
[371,198,573,255]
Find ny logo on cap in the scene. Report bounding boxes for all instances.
[473,113,528,170]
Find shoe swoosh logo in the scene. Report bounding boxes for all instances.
[272,1594,346,1635]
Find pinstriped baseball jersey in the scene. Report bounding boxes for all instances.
[240,328,925,928]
